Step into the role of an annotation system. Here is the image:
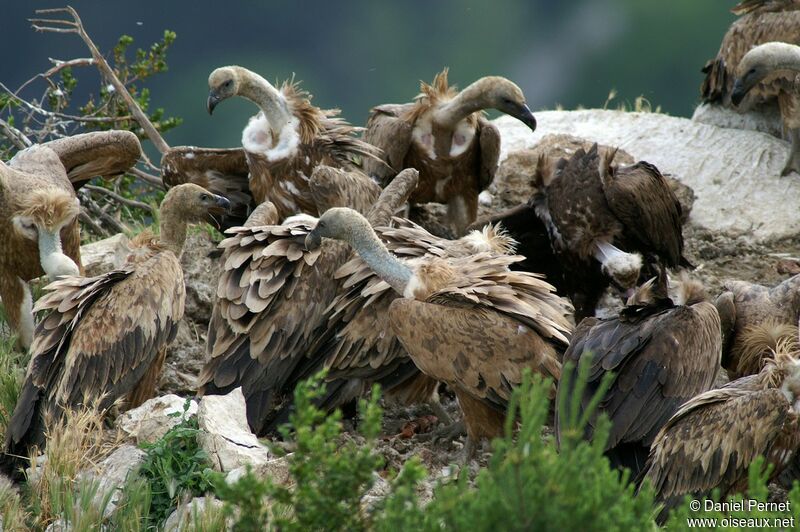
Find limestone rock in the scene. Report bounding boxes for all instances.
[225,455,292,488]
[197,388,272,472]
[79,233,130,277]
[692,102,784,139]
[179,231,221,325]
[163,496,227,532]
[117,394,197,444]
[158,320,206,396]
[77,444,146,519]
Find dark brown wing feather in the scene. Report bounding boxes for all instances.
[602,161,685,266]
[161,146,253,228]
[4,252,184,459]
[43,130,142,190]
[476,117,501,191]
[557,300,721,468]
[361,104,415,185]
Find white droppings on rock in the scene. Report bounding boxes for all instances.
[117,394,197,444]
[478,190,493,206]
[494,110,800,242]
[197,388,272,472]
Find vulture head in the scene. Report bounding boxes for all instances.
[304,207,362,252]
[484,77,537,131]
[11,188,80,280]
[737,320,798,379]
[161,183,231,227]
[207,66,242,114]
[594,240,643,296]
[731,42,792,106]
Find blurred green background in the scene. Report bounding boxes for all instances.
[0,1,734,150]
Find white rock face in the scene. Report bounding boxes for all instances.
[225,455,292,487]
[163,496,226,531]
[117,394,198,444]
[77,444,146,519]
[197,388,272,472]
[692,102,784,139]
[494,110,800,242]
[79,232,130,277]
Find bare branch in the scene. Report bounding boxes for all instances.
[79,210,109,239]
[31,6,171,154]
[0,117,32,149]
[84,184,156,216]
[130,167,165,189]
[80,191,128,234]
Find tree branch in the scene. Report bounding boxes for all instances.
[84,184,157,216]
[31,6,171,154]
[0,117,32,149]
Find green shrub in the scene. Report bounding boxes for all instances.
[138,400,215,526]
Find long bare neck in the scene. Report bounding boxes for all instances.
[432,77,494,130]
[769,43,800,73]
[344,216,413,296]
[158,196,187,256]
[236,69,293,136]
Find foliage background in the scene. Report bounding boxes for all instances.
[0,1,733,152]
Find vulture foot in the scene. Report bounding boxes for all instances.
[414,419,466,444]
[428,399,453,426]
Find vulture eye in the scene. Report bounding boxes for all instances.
[748,68,756,75]
[223,80,233,89]
[200,193,209,201]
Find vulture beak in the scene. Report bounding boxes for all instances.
[304,229,322,252]
[730,78,748,106]
[207,91,221,115]
[209,194,231,215]
[518,104,537,132]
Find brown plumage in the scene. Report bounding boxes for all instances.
[556,275,721,479]
[198,167,411,436]
[161,146,253,229]
[285,218,519,422]
[206,66,382,221]
[533,144,688,321]
[641,341,800,522]
[715,274,800,378]
[701,0,800,109]
[0,131,141,348]
[1,183,229,477]
[362,69,537,236]
[304,207,573,457]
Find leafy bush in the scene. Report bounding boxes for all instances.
[138,399,216,526]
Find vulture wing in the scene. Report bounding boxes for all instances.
[42,131,142,190]
[361,103,415,185]
[476,117,501,191]
[644,380,789,503]
[161,146,253,229]
[601,160,685,266]
[557,301,720,456]
[5,253,183,457]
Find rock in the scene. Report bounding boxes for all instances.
[163,496,227,532]
[158,320,207,396]
[77,444,146,519]
[79,233,130,276]
[179,231,221,325]
[494,110,800,242]
[692,102,784,139]
[225,455,292,488]
[360,474,391,515]
[117,394,197,444]
[45,519,71,532]
[197,388,272,472]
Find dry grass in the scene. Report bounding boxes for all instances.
[602,88,663,114]
[27,400,124,529]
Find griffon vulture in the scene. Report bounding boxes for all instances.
[198,167,413,436]
[556,274,721,479]
[532,144,689,321]
[714,273,800,378]
[205,66,381,220]
[0,130,141,348]
[273,217,519,432]
[362,68,537,236]
[304,207,573,458]
[641,342,800,523]
[1,183,229,477]
[701,0,800,111]
[731,42,800,175]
